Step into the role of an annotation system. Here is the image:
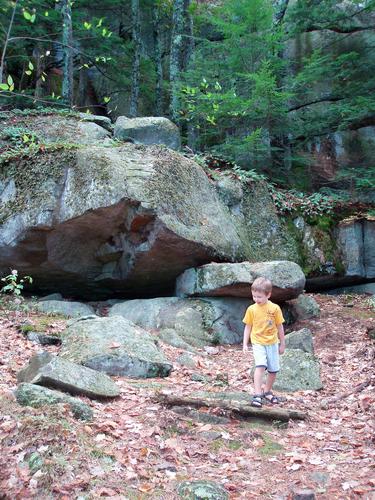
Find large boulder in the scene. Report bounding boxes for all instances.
[0,113,300,299]
[60,316,172,378]
[15,382,93,421]
[17,352,120,399]
[176,260,305,301]
[114,116,181,150]
[109,297,249,347]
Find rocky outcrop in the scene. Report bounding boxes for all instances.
[114,116,181,150]
[0,114,298,298]
[337,218,375,278]
[60,316,172,378]
[17,352,120,399]
[176,261,305,301]
[15,382,93,421]
[109,297,249,347]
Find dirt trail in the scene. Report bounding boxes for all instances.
[0,293,374,499]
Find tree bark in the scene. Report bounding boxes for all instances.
[155,393,307,421]
[169,0,185,122]
[130,0,141,117]
[152,3,163,116]
[61,0,74,106]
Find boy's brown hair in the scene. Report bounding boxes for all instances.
[251,277,272,295]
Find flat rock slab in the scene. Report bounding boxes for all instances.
[15,382,93,421]
[33,300,95,318]
[17,352,119,399]
[176,260,306,301]
[60,316,172,378]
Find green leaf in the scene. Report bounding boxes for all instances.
[0,83,9,90]
[23,10,31,20]
[44,10,49,16]
[103,96,111,103]
[30,14,36,23]
[28,61,34,71]
[25,70,32,76]
[7,75,13,86]
[84,21,91,29]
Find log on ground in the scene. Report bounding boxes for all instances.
[155,393,307,422]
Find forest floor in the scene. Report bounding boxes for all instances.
[0,293,374,499]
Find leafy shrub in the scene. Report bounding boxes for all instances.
[1,270,33,296]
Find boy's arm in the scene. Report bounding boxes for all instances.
[277,324,285,354]
[243,324,252,352]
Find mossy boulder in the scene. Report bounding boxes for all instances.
[60,315,172,378]
[274,349,322,392]
[15,382,93,421]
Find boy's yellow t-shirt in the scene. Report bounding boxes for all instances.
[242,300,284,345]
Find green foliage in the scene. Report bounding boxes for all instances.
[270,187,336,217]
[1,270,33,296]
[179,0,289,166]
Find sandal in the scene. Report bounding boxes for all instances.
[251,394,262,408]
[262,391,280,404]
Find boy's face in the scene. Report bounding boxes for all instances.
[252,290,271,305]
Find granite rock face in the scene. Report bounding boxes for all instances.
[0,114,299,299]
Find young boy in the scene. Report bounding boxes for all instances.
[242,277,285,408]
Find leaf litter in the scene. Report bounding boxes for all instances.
[0,293,374,498]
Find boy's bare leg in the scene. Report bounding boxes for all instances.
[264,372,276,393]
[254,367,266,395]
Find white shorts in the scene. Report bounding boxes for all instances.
[252,343,280,373]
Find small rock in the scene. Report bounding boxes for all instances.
[191,373,211,383]
[177,480,229,499]
[176,353,196,369]
[26,332,61,346]
[292,488,316,500]
[310,471,330,486]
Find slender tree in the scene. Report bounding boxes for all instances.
[130,0,141,117]
[61,0,74,106]
[169,0,184,122]
[0,0,19,84]
[152,2,163,115]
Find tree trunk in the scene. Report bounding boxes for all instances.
[61,0,74,106]
[78,55,88,109]
[33,45,44,98]
[130,0,141,117]
[155,393,307,421]
[153,4,163,116]
[169,0,185,122]
[0,0,19,84]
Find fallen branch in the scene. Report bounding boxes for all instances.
[155,393,307,422]
[323,378,372,407]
